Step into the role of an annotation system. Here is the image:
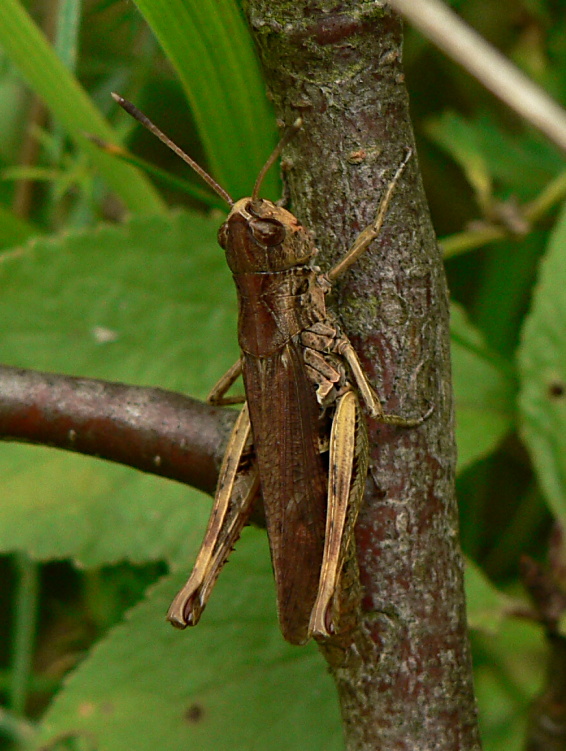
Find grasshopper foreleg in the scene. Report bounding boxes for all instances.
[167,402,258,628]
[327,150,412,283]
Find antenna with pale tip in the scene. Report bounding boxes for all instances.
[251,118,303,204]
[111,93,234,207]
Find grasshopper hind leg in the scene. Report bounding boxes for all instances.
[309,389,369,639]
[167,403,258,628]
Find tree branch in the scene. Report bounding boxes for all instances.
[244,1,480,749]
[0,364,234,495]
[389,0,566,153]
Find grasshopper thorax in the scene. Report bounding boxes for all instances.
[218,197,317,275]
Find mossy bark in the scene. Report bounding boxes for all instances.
[243,1,482,749]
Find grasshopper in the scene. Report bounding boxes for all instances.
[113,94,428,644]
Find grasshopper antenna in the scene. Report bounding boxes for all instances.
[111,93,234,207]
[251,118,302,204]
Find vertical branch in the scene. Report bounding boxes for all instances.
[244,1,481,749]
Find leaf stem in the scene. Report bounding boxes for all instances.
[9,553,40,716]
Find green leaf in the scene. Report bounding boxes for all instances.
[0,0,165,215]
[132,0,278,199]
[473,619,542,751]
[0,202,38,247]
[426,111,493,212]
[470,113,560,202]
[34,531,343,751]
[464,557,511,634]
[451,303,516,473]
[0,210,238,567]
[518,200,566,524]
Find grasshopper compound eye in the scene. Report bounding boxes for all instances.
[249,218,286,247]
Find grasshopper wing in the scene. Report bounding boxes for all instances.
[243,341,327,645]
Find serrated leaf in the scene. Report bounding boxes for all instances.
[0,210,238,567]
[464,557,511,634]
[518,200,566,524]
[34,531,343,751]
[451,303,516,473]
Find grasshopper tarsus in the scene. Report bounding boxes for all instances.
[376,402,434,427]
[167,587,200,629]
[309,606,334,640]
[168,614,189,631]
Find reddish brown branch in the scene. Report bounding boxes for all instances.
[0,364,235,494]
[245,1,480,749]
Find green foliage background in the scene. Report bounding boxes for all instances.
[0,0,565,749]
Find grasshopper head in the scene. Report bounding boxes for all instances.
[109,96,310,275]
[219,197,317,274]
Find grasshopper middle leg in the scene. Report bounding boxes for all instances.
[336,338,432,427]
[207,358,245,405]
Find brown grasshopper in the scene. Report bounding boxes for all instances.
[113,94,428,644]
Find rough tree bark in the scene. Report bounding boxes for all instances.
[243,1,481,748]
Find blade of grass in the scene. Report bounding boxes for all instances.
[86,138,227,209]
[0,0,165,216]
[50,0,81,197]
[131,0,278,199]
[53,0,80,70]
[49,0,97,228]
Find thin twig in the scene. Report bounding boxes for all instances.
[389,0,566,152]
